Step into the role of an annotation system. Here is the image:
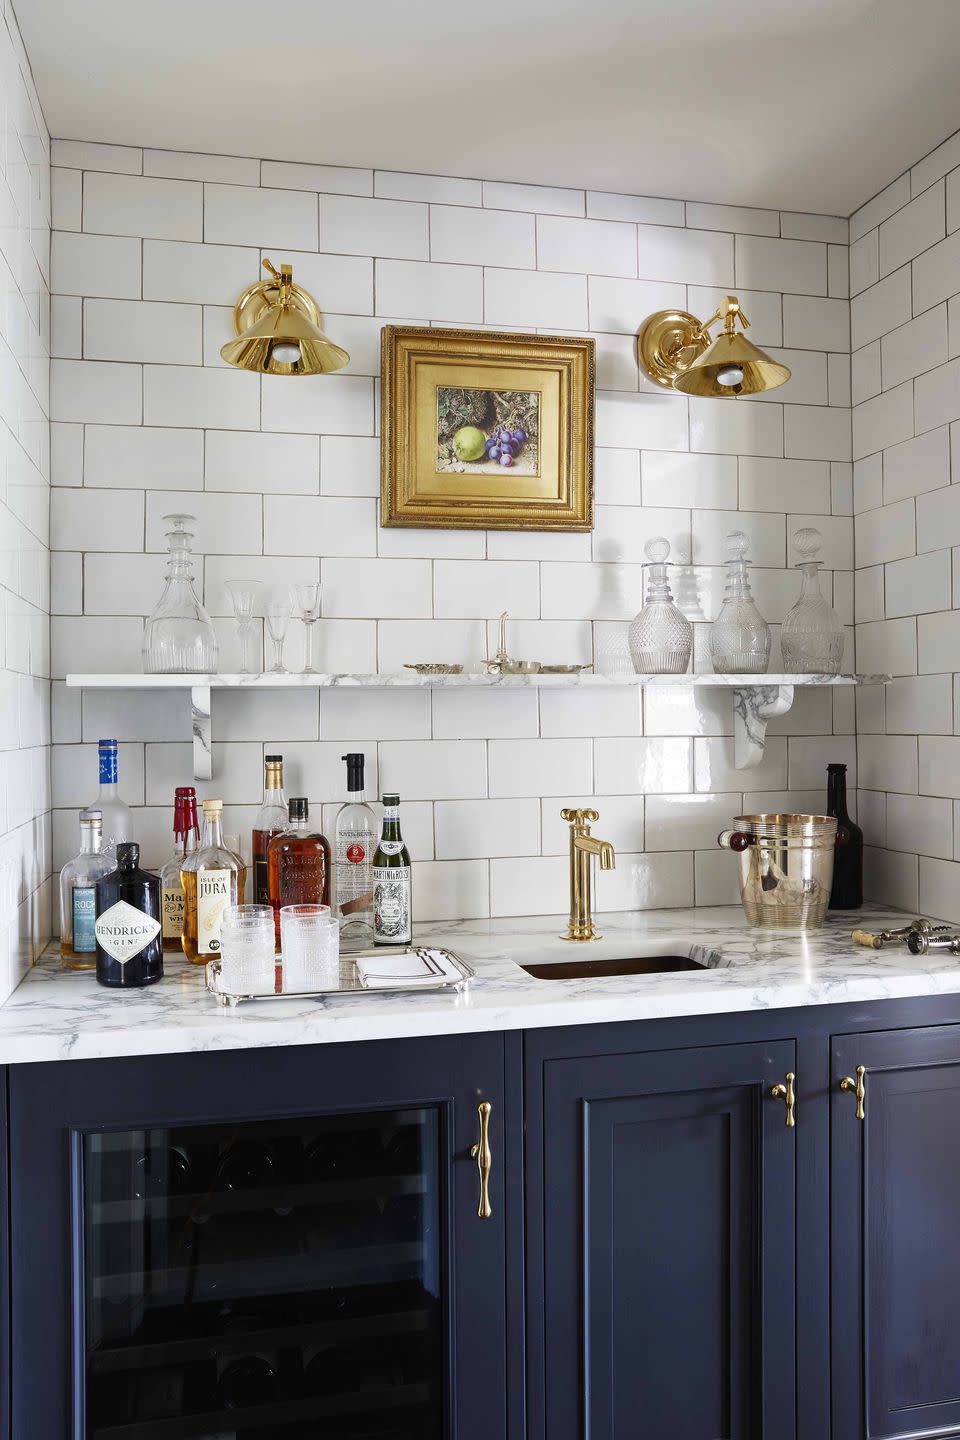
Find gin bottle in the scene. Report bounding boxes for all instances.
[335,753,375,945]
[373,794,412,947]
[88,739,134,855]
[60,809,113,970]
[180,799,246,963]
[94,842,163,988]
[159,787,200,951]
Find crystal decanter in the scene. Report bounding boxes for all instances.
[628,537,693,674]
[142,513,219,674]
[709,530,771,674]
[780,527,844,674]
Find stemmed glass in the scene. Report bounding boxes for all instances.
[265,600,293,675]
[225,580,263,675]
[293,582,322,675]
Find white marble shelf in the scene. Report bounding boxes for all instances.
[65,671,890,778]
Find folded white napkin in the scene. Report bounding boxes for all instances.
[356,948,462,987]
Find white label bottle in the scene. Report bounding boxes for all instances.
[373,793,412,946]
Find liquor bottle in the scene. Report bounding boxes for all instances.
[827,762,863,909]
[159,787,200,951]
[59,809,113,970]
[373,794,412,947]
[94,842,163,988]
[266,798,331,947]
[180,798,246,964]
[252,755,287,906]
[335,752,375,945]
[88,739,134,855]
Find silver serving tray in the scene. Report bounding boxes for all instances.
[206,946,475,1007]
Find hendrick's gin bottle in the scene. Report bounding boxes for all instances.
[826,762,863,910]
[94,842,164,987]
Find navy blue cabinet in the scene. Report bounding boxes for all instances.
[9,1035,509,1440]
[832,1024,960,1440]
[526,1031,798,1440]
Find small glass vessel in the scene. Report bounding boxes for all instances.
[781,527,844,674]
[710,530,771,675]
[225,579,262,675]
[142,513,219,674]
[627,537,693,674]
[293,581,322,675]
[60,809,114,970]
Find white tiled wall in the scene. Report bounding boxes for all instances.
[48,143,854,920]
[852,123,960,920]
[0,3,51,994]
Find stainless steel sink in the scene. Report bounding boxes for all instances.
[518,954,706,981]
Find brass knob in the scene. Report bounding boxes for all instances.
[840,1064,866,1121]
[771,1071,796,1128]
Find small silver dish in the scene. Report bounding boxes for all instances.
[403,662,464,676]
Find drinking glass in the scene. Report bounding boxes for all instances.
[293,582,322,675]
[265,601,292,674]
[219,904,276,992]
[225,580,263,675]
[280,903,339,990]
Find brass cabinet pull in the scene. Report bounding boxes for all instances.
[770,1071,796,1128]
[840,1064,866,1120]
[469,1100,493,1219]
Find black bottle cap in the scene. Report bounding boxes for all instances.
[342,752,364,792]
[265,754,282,764]
[288,797,309,821]
[383,792,400,806]
[827,763,847,772]
[116,842,139,868]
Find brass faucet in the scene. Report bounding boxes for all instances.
[560,808,616,942]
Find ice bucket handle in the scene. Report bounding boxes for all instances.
[718,829,754,852]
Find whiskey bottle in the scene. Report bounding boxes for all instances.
[373,794,412,946]
[59,809,113,970]
[159,787,200,951]
[827,762,864,909]
[180,798,246,964]
[266,798,331,947]
[94,842,163,988]
[252,755,286,906]
[335,752,375,945]
[88,739,134,856]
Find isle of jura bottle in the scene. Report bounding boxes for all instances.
[60,809,113,970]
[252,755,287,906]
[180,798,246,963]
[94,842,163,988]
[335,752,375,945]
[89,738,134,856]
[373,794,412,947]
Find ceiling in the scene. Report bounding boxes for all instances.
[17,0,960,216]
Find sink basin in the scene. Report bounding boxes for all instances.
[519,954,706,981]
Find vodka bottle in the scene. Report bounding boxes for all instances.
[89,739,134,855]
[334,753,375,945]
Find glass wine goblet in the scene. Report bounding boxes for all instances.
[265,600,293,675]
[293,582,322,675]
[225,580,263,675]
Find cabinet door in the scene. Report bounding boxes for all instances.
[535,1039,797,1440]
[832,1025,960,1440]
[10,1035,507,1440]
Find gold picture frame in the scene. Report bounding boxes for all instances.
[380,326,595,531]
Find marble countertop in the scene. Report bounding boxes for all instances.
[2,904,959,1064]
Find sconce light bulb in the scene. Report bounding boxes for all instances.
[271,341,302,365]
[716,365,744,387]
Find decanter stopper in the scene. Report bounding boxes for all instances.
[709,530,771,675]
[780,527,844,675]
[627,537,693,675]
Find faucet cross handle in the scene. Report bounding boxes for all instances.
[561,807,600,825]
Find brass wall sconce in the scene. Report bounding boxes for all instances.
[638,295,790,397]
[220,258,350,375]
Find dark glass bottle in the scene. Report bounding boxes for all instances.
[94,842,164,987]
[373,794,412,946]
[827,762,863,909]
[267,797,331,947]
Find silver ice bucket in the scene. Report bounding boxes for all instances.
[718,813,838,929]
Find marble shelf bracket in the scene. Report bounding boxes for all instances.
[191,685,212,780]
[733,684,795,769]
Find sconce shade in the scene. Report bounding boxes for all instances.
[638,295,790,398]
[673,328,791,397]
[220,259,350,375]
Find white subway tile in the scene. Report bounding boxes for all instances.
[855,497,915,567]
[211,688,320,744]
[851,265,912,349]
[594,448,641,505]
[885,549,952,616]
[689,396,783,458]
[738,457,831,514]
[375,258,482,321]
[51,166,80,230]
[83,172,201,241]
[145,740,262,806]
[789,735,856,789]
[143,239,259,303]
[323,556,431,617]
[593,504,691,564]
[879,179,945,276]
[380,739,486,800]
[52,139,141,173]
[320,435,378,497]
[759,348,828,408]
[915,356,960,435]
[484,266,587,329]
[412,860,490,922]
[857,617,917,675]
[692,508,785,566]
[434,559,539,618]
[377,619,486,673]
[643,451,737,510]
[852,341,881,405]
[483,180,583,216]
[885,674,953,734]
[593,333,640,391]
[913,230,960,315]
[376,172,480,205]
[432,686,538,740]
[205,429,318,494]
[85,425,202,490]
[51,295,81,358]
[735,235,826,295]
[828,245,849,300]
[539,685,642,738]
[261,160,372,196]
[913,133,960,195]
[540,561,641,620]
[689,201,778,235]
[263,495,375,559]
[52,741,144,807]
[317,686,429,741]
[637,225,733,286]
[782,295,849,351]
[145,489,261,555]
[854,456,882,515]
[832,461,854,516]
[917,482,960,553]
[587,192,683,225]
[204,182,318,249]
[588,275,685,334]
[594,735,691,794]
[435,798,539,859]
[852,382,914,461]
[52,231,141,299]
[881,305,947,389]
[51,616,144,677]
[490,736,591,797]
[919,737,960,799]
[51,359,141,425]
[780,213,847,244]
[50,551,81,614]
[82,551,166,614]
[884,793,952,858]
[84,298,202,365]
[429,204,533,268]
[320,194,428,260]
[863,845,918,911]
[695,735,786,791]
[261,372,374,436]
[595,389,687,451]
[376,520,485,560]
[919,857,960,923]
[144,150,259,185]
[143,364,257,431]
[259,250,373,315]
[81,688,188,744]
[644,792,738,850]
[315,618,378,673]
[851,174,911,242]
[51,424,83,489]
[784,404,851,461]
[849,230,879,296]
[537,215,637,278]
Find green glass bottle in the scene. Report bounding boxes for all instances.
[372,793,412,946]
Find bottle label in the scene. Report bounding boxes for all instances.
[72,886,97,953]
[98,747,118,785]
[253,858,269,906]
[378,840,403,856]
[162,884,184,940]
[336,830,373,917]
[373,866,411,942]
[197,870,231,954]
[383,803,400,822]
[95,900,160,965]
[278,851,325,905]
